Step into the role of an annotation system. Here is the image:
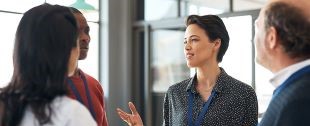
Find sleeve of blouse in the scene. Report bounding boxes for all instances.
[243,87,258,126]
[162,90,170,126]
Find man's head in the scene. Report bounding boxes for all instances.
[70,7,91,60]
[254,0,310,72]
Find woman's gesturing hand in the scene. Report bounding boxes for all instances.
[117,102,143,126]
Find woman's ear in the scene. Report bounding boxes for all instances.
[213,38,221,50]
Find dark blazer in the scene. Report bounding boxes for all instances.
[259,72,310,126]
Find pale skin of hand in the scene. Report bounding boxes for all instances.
[117,102,144,126]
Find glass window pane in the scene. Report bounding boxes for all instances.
[46,0,99,9]
[233,0,265,12]
[181,0,228,16]
[151,30,190,92]
[0,13,22,87]
[46,0,99,22]
[145,0,178,21]
[220,15,253,85]
[0,0,101,96]
[0,0,44,13]
[255,64,273,118]
[45,0,76,6]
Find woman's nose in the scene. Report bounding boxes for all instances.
[184,43,191,50]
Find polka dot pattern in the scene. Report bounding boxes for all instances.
[163,68,258,126]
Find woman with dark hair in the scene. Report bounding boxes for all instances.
[0,4,96,126]
[117,15,258,126]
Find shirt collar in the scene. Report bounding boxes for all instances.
[270,59,310,88]
[186,68,227,94]
[69,68,84,79]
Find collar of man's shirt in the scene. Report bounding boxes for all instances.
[270,59,310,88]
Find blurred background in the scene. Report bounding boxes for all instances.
[0,0,274,125]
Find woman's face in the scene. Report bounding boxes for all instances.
[184,24,219,68]
[68,39,80,76]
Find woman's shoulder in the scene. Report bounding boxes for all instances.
[222,73,256,95]
[52,96,86,109]
[219,68,249,86]
[53,96,97,116]
[52,96,97,125]
[167,77,193,93]
[21,96,96,126]
[220,70,251,87]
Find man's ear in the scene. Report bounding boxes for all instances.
[266,26,278,50]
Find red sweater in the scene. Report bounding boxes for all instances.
[67,69,108,126]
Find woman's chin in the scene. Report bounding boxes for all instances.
[186,63,196,68]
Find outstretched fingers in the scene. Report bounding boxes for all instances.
[116,102,143,126]
[129,102,138,115]
[117,108,131,123]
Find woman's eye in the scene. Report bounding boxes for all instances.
[191,39,198,42]
[183,41,187,44]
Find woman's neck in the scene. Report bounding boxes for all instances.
[196,64,221,92]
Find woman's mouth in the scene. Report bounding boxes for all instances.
[186,53,194,59]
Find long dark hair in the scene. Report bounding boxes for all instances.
[0,3,78,126]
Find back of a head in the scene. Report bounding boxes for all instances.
[0,3,78,126]
[14,3,78,97]
[69,6,82,14]
[270,0,310,21]
[186,15,230,62]
[264,1,310,59]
